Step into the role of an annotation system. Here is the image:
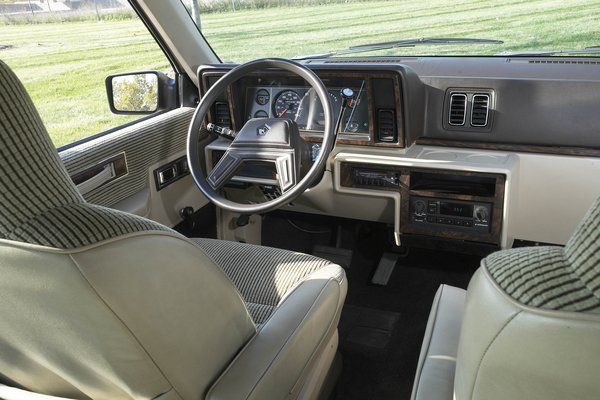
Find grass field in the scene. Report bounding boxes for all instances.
[1,0,599,147]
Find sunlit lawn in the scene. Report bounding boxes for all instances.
[1,0,599,147]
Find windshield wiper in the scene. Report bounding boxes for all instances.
[497,46,600,56]
[293,37,504,60]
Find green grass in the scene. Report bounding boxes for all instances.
[1,19,171,146]
[1,0,599,147]
[202,0,600,60]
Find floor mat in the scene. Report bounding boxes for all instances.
[261,211,482,400]
[339,305,400,352]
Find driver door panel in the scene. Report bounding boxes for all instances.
[59,107,208,227]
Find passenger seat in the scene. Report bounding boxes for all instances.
[411,197,600,400]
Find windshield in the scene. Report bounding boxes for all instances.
[181,0,599,62]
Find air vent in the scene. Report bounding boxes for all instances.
[214,102,231,128]
[471,94,490,127]
[448,93,467,126]
[377,109,396,142]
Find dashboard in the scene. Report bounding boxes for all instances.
[200,69,406,148]
[197,58,600,251]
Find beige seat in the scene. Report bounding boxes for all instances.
[0,60,347,400]
[412,197,600,400]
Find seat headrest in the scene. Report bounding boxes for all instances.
[565,197,600,300]
[0,60,170,248]
[485,196,600,313]
[0,60,84,237]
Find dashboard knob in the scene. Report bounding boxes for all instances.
[340,87,355,108]
[414,200,426,215]
[341,87,354,99]
[474,206,489,223]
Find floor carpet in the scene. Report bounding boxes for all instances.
[261,211,482,400]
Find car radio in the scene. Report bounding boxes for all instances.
[409,196,491,233]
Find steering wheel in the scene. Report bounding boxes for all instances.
[187,58,335,214]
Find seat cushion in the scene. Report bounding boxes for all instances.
[411,284,466,400]
[192,238,334,324]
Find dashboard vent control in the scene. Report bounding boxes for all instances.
[471,94,490,127]
[214,102,232,128]
[377,109,396,142]
[448,93,467,126]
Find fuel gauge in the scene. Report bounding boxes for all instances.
[255,89,270,106]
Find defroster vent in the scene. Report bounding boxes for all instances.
[448,93,467,126]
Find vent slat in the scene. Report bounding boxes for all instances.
[377,109,396,142]
[471,94,490,127]
[214,102,232,128]
[448,93,467,126]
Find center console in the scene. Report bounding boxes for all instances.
[340,163,505,247]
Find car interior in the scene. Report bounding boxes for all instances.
[0,1,599,399]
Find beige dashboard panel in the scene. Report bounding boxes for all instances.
[325,145,600,248]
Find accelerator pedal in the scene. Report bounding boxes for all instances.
[371,252,400,286]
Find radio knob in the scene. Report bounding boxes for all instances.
[474,206,488,223]
[414,200,426,215]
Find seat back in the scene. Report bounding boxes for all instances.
[454,197,600,399]
[0,60,256,399]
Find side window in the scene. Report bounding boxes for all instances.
[0,2,172,148]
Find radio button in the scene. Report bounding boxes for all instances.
[427,202,438,214]
[454,219,463,226]
[436,217,445,224]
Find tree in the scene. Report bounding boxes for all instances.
[112,74,158,113]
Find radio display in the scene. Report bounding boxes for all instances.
[440,202,473,218]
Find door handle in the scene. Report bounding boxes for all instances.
[76,163,115,195]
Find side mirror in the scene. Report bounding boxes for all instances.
[105,71,176,115]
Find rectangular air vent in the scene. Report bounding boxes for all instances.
[448,93,467,126]
[214,102,231,128]
[377,109,396,142]
[471,94,490,127]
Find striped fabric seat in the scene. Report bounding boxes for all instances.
[0,60,171,249]
[0,58,339,327]
[486,197,600,313]
[192,238,335,324]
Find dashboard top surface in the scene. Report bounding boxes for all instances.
[198,56,600,155]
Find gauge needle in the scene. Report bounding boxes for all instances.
[278,105,290,118]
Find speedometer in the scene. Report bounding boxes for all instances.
[273,90,301,119]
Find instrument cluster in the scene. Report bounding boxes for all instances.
[244,83,370,136]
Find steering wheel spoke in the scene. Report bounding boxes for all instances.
[207,150,244,191]
[274,152,296,192]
